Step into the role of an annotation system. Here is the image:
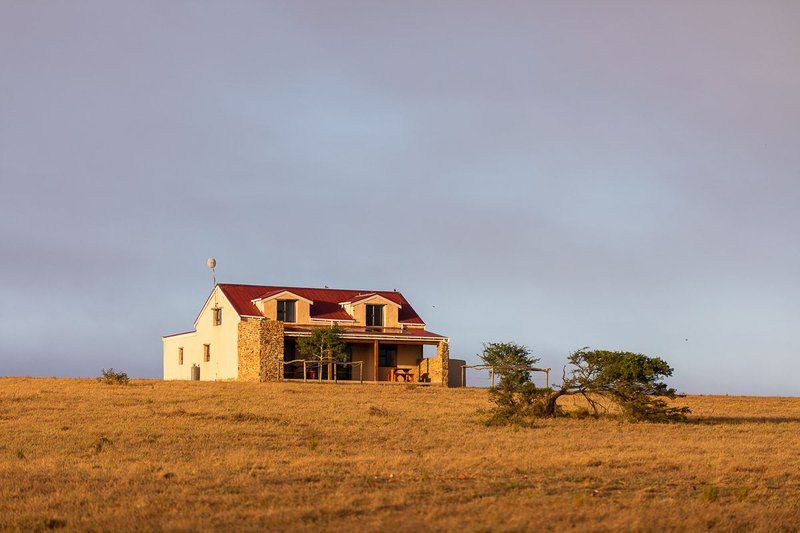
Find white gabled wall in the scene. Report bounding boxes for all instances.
[162,286,241,381]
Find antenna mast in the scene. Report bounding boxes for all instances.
[207,257,217,288]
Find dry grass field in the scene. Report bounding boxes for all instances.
[1,378,799,532]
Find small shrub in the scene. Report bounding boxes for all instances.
[16,449,25,460]
[699,484,719,502]
[483,386,545,427]
[368,406,388,417]
[45,518,67,529]
[230,412,266,423]
[93,435,113,454]
[98,368,129,385]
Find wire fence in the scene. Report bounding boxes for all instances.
[459,364,550,388]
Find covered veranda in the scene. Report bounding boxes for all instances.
[281,326,447,384]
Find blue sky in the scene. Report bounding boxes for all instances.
[1,1,799,394]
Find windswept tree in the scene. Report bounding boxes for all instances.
[484,345,689,424]
[297,325,347,380]
[542,348,690,422]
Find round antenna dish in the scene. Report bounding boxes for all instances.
[207,257,216,269]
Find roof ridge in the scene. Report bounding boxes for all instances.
[219,283,404,295]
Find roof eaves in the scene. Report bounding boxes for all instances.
[162,330,197,339]
[254,289,314,304]
[342,293,402,307]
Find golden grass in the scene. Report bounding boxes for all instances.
[2,378,800,531]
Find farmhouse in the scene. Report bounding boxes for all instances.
[162,284,452,385]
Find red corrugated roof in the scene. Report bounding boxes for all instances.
[217,284,426,324]
[257,288,288,299]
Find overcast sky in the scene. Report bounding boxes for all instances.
[1,1,798,394]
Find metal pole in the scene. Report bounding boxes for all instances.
[546,369,550,388]
[461,365,466,388]
[334,363,338,383]
[303,361,307,382]
[360,362,363,384]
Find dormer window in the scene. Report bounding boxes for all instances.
[366,304,384,327]
[213,308,222,326]
[277,300,296,322]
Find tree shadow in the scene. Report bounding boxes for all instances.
[687,416,800,426]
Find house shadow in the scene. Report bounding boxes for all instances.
[687,416,800,426]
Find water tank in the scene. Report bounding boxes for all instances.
[449,359,466,387]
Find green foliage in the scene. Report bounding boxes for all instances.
[480,342,538,388]
[98,368,129,385]
[297,325,347,363]
[480,342,547,426]
[566,349,679,398]
[563,349,690,422]
[485,381,552,426]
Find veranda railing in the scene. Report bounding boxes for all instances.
[278,359,364,384]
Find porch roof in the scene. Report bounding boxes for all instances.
[282,324,447,344]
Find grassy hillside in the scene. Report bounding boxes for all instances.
[1,378,799,531]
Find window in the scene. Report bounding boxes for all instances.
[366,304,384,327]
[203,344,211,362]
[283,338,297,361]
[277,300,296,322]
[378,344,397,367]
[178,347,184,365]
[213,307,222,326]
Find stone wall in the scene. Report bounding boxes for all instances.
[237,318,261,382]
[260,321,284,382]
[237,318,284,382]
[437,340,450,386]
[417,357,437,384]
[417,340,450,386]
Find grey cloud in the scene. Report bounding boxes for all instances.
[1,1,798,393]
